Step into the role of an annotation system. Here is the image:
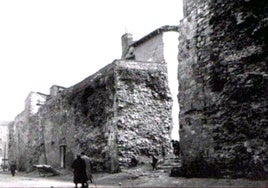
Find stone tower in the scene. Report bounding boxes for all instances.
[178,0,268,178]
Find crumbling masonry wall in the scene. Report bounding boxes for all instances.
[9,60,173,172]
[8,108,44,172]
[7,92,47,172]
[41,60,172,172]
[116,61,173,166]
[178,0,268,178]
[37,62,118,172]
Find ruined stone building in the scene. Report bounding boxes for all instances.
[178,0,268,179]
[0,121,9,169]
[122,25,180,139]
[8,0,267,179]
[8,91,48,170]
[8,26,179,172]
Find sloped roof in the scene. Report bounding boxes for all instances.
[131,25,179,47]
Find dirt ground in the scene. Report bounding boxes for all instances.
[39,163,268,187]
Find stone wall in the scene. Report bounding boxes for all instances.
[183,0,207,17]
[116,61,173,166]
[7,122,15,164]
[0,122,9,167]
[178,0,212,177]
[7,92,47,171]
[9,111,34,171]
[178,0,268,178]
[38,62,118,172]
[9,60,173,173]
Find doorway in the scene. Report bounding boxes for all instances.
[59,145,66,168]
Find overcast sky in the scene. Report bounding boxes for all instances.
[0,0,183,122]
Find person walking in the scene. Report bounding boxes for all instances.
[151,154,158,171]
[10,162,17,176]
[71,155,88,188]
[81,152,93,185]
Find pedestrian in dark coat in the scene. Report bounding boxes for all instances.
[81,152,93,184]
[71,155,88,188]
[151,154,158,170]
[10,162,17,176]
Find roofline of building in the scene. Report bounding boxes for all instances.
[50,85,66,89]
[130,25,179,47]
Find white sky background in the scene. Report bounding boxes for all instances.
[0,0,183,125]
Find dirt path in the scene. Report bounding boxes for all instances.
[1,164,268,187]
[55,164,268,187]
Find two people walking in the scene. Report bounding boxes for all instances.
[71,152,93,188]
